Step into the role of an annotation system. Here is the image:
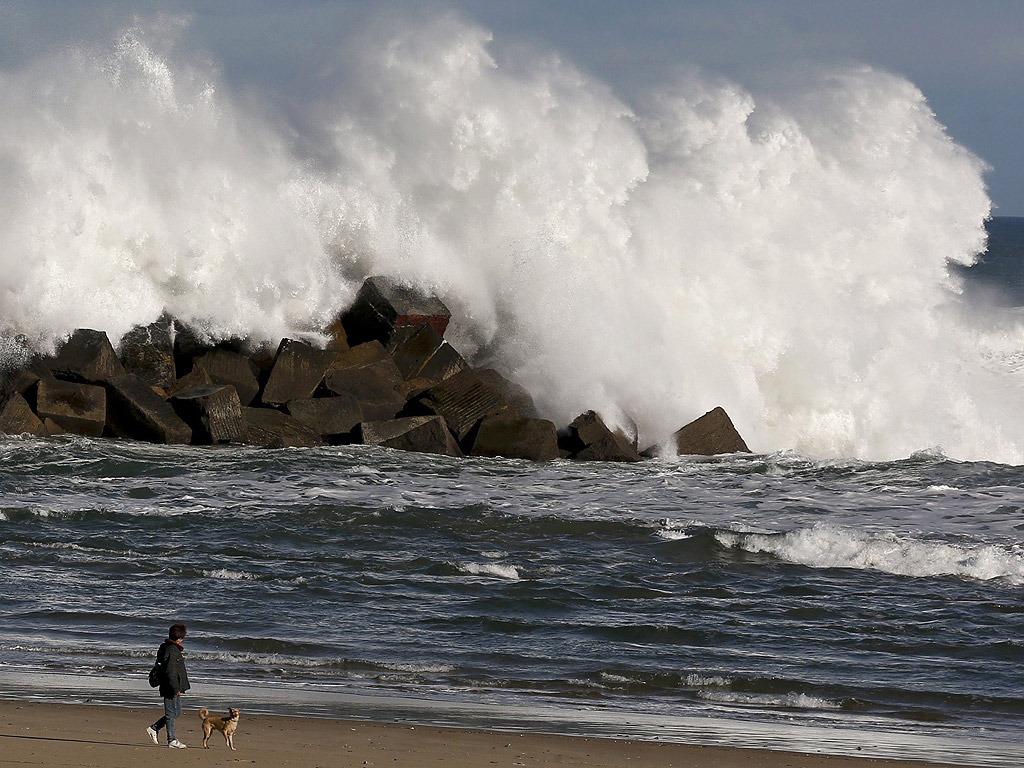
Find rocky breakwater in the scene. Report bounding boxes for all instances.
[0,277,750,461]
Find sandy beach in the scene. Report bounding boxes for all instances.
[0,699,986,768]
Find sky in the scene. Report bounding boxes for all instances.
[1,0,1022,214]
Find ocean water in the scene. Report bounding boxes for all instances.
[1,436,1023,765]
[1,11,1024,766]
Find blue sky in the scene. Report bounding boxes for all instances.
[2,0,1022,214]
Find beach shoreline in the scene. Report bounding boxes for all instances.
[0,698,990,768]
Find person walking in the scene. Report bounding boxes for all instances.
[145,623,191,748]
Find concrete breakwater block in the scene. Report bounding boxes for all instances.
[193,349,261,406]
[0,357,54,411]
[328,340,393,370]
[389,325,445,380]
[36,378,106,437]
[407,368,515,443]
[411,341,468,388]
[49,329,125,385]
[106,374,192,444]
[262,339,340,406]
[165,367,214,399]
[341,276,451,347]
[0,393,47,437]
[170,385,245,444]
[560,410,642,463]
[119,315,176,390]
[475,368,539,419]
[469,415,559,461]
[323,352,406,422]
[360,415,462,457]
[41,418,66,435]
[643,406,751,456]
[0,276,753,458]
[285,395,362,443]
[241,407,322,448]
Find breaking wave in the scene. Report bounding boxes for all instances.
[2,11,1021,461]
[458,562,521,580]
[716,524,1024,585]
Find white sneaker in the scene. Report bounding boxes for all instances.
[168,740,188,749]
[145,726,158,745]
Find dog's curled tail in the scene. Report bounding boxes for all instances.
[199,707,209,719]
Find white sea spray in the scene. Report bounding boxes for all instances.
[1,13,1021,461]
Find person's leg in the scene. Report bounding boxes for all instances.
[164,696,183,743]
[147,712,164,744]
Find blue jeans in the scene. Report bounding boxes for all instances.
[152,694,183,743]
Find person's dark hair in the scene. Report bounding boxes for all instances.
[168,623,187,641]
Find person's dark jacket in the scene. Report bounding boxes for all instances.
[156,639,190,698]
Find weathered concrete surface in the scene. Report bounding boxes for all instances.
[645,406,750,456]
[285,396,362,442]
[105,374,192,444]
[575,432,643,463]
[341,276,451,347]
[409,368,515,442]
[119,316,176,390]
[170,322,216,378]
[241,407,323,448]
[323,313,350,351]
[323,348,406,421]
[389,341,468,397]
[413,342,468,387]
[328,340,393,371]
[165,367,214,399]
[469,415,559,461]
[360,415,462,457]
[247,344,278,387]
[50,329,125,385]
[170,385,245,444]
[36,378,106,437]
[561,410,642,463]
[0,357,55,411]
[41,418,66,436]
[262,340,340,406]
[193,348,261,406]
[475,368,539,418]
[389,324,445,380]
[0,393,47,437]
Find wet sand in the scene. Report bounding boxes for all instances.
[0,699,982,768]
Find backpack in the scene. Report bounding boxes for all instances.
[148,647,166,687]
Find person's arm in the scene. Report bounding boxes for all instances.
[166,647,186,694]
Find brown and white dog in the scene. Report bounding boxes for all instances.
[198,707,241,750]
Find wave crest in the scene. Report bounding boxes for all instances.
[716,523,1024,584]
[1,12,1015,461]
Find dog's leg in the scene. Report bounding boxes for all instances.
[203,722,212,748]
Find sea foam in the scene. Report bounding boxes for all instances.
[1,13,1020,462]
[458,562,521,581]
[716,524,1024,585]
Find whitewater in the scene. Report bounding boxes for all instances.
[1,13,1023,766]
[1,13,1020,462]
